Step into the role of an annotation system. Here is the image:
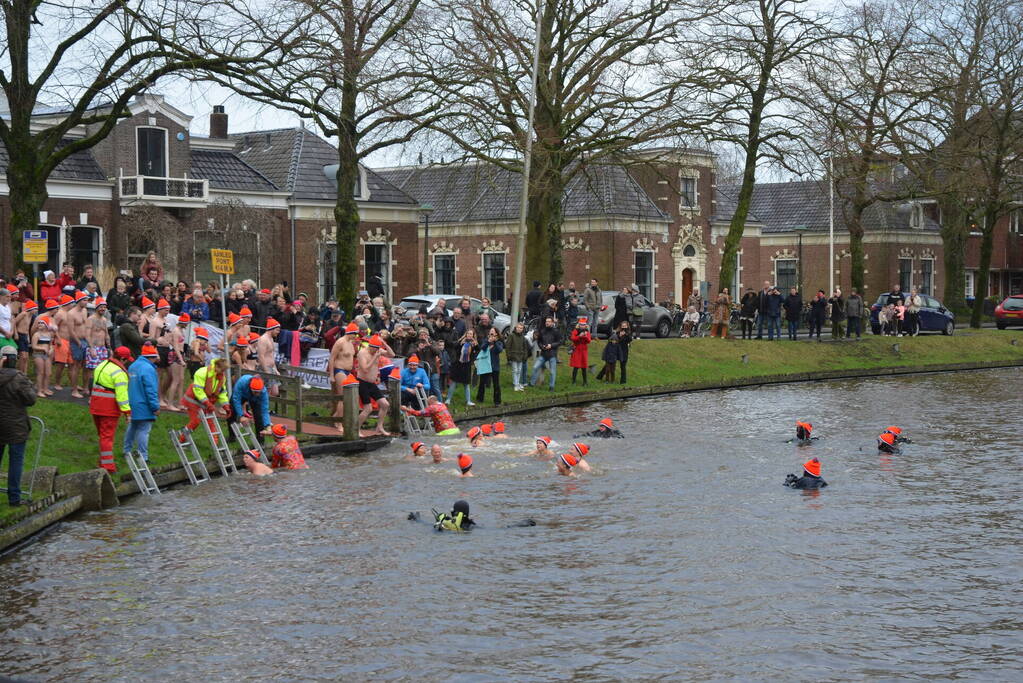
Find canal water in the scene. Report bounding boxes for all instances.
[1,369,1021,681]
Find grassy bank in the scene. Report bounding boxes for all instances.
[446,328,1023,417]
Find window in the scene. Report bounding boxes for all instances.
[775,259,797,290]
[965,270,975,298]
[365,243,390,296]
[1011,209,1022,234]
[137,127,168,195]
[634,251,654,299]
[891,163,908,182]
[899,258,913,293]
[732,250,741,295]
[680,177,697,208]
[69,226,100,274]
[321,243,336,301]
[433,254,455,295]
[920,258,933,295]
[910,204,924,229]
[482,252,505,302]
[682,244,696,257]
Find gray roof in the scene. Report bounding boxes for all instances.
[230,127,417,205]
[378,163,668,223]
[0,139,107,182]
[716,180,940,233]
[189,149,279,192]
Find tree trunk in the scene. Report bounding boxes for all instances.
[334,74,360,309]
[525,158,564,287]
[718,144,759,293]
[4,152,48,276]
[970,207,998,328]
[939,203,967,313]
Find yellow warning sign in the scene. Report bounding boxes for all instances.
[211,248,235,275]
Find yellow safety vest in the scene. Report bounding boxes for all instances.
[191,363,228,404]
[93,360,130,412]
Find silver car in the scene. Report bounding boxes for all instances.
[397,295,512,334]
[596,292,674,338]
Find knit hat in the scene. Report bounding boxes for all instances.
[228,312,241,326]
[236,336,249,347]
[559,453,579,469]
[141,343,159,358]
[342,373,359,386]
[802,457,821,477]
[599,418,614,430]
[271,424,288,439]
[74,290,88,302]
[195,327,209,340]
[114,346,133,360]
[796,421,813,437]
[344,322,359,334]
[467,426,482,441]
[389,367,401,380]
[458,453,473,474]
[44,299,59,311]
[178,313,191,324]
[249,332,259,343]
[260,288,271,294]
[411,441,426,454]
[408,355,420,365]
[250,376,265,392]
[493,421,505,434]
[481,424,493,436]
[59,294,73,306]
[536,436,552,448]
[878,432,896,448]
[94,297,106,307]
[23,300,38,312]
[572,442,590,458]
[367,334,384,348]
[885,426,902,436]
[265,317,281,331]
[157,298,170,310]
[141,296,155,309]
[239,306,252,317]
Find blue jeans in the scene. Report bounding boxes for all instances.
[124,419,155,462]
[445,382,472,405]
[510,360,526,387]
[429,372,442,399]
[846,316,861,338]
[768,315,781,340]
[787,319,799,340]
[531,355,558,388]
[2,442,26,504]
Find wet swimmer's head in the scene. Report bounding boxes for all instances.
[271,424,288,440]
[599,417,614,432]
[803,457,821,478]
[493,421,506,435]
[452,500,470,517]
[556,452,578,475]
[885,425,902,436]
[431,445,445,463]
[796,421,813,440]
[243,450,273,476]
[467,426,483,446]
[411,441,427,457]
[572,442,590,459]
[481,423,493,436]
[535,436,552,451]
[458,453,474,476]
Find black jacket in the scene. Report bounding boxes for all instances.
[810,296,828,321]
[251,299,275,329]
[783,294,803,322]
[740,292,759,317]
[0,368,37,444]
[535,326,563,359]
[784,473,828,489]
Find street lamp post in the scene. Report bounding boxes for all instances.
[420,203,434,293]
[793,224,808,293]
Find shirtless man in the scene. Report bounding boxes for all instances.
[51,296,74,392]
[242,450,273,477]
[13,297,36,373]
[328,322,360,421]
[257,317,282,397]
[67,292,92,397]
[524,436,554,459]
[355,334,393,436]
[430,445,449,464]
[84,298,111,392]
[152,302,173,408]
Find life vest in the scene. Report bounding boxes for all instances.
[434,511,471,532]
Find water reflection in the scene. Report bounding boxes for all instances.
[1,368,1021,680]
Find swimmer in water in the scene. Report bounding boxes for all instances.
[431,444,449,463]
[400,395,460,436]
[568,442,592,472]
[466,426,484,447]
[408,441,428,459]
[407,500,535,530]
[524,436,554,458]
[458,452,474,476]
[793,420,817,442]
[877,431,901,454]
[492,421,507,438]
[481,423,493,438]
[575,417,624,439]
[242,449,273,476]
[783,457,827,489]
[554,452,579,476]
[884,425,912,444]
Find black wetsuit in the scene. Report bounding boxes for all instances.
[575,428,625,439]
[784,473,828,489]
[877,441,901,454]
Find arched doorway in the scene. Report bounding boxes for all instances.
[682,268,694,304]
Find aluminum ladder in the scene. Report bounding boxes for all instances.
[170,428,211,485]
[231,421,270,465]
[403,386,430,437]
[125,451,161,496]
[201,410,238,476]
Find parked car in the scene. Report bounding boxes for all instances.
[994,295,1023,329]
[869,293,955,335]
[596,292,674,338]
[396,294,512,333]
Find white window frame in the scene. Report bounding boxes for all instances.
[135,126,169,178]
[965,270,975,298]
[481,251,506,303]
[1011,209,1022,234]
[432,253,456,295]
[732,250,742,295]
[364,242,392,301]
[679,176,698,209]
[633,250,655,299]
[319,242,337,302]
[774,258,797,291]
[910,203,924,229]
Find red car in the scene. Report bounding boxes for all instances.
[994,295,1023,329]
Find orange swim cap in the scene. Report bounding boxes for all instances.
[271,424,288,439]
[572,442,590,458]
[481,424,493,436]
[559,453,579,469]
[411,441,425,454]
[467,426,482,441]
[458,453,473,473]
[536,436,551,448]
[599,418,613,429]
[802,457,821,477]
[885,426,902,435]
[878,432,896,447]
[494,421,505,433]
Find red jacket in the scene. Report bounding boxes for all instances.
[569,329,591,369]
[39,280,62,302]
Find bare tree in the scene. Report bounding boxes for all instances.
[423,0,715,286]
[0,0,291,274]
[683,0,835,293]
[207,0,448,307]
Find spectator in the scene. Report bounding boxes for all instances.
[710,288,732,338]
[138,252,163,294]
[755,280,772,339]
[56,263,76,291]
[681,305,700,338]
[612,286,630,331]
[76,264,98,291]
[766,287,783,340]
[206,286,224,326]
[428,298,448,318]
[105,277,133,320]
[227,286,247,315]
[0,345,37,506]
[905,286,923,336]
[784,287,803,341]
[118,307,145,359]
[125,344,161,463]
[828,288,846,339]
[524,280,543,319]
[445,329,477,406]
[39,270,61,303]
[596,323,620,381]
[399,355,431,406]
[615,320,634,384]
[569,317,591,385]
[180,287,209,321]
[505,321,530,391]
[251,288,274,329]
[583,278,603,329]
[687,288,703,314]
[475,327,503,406]
[367,273,385,301]
[846,287,864,339]
[739,288,758,339]
[530,316,562,391]
[626,285,644,333]
[450,307,467,338]
[809,290,828,341]
[886,283,905,307]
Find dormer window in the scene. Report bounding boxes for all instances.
[910,203,924,229]
[891,163,908,183]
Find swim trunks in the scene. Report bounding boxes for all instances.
[85,345,109,370]
[436,427,460,436]
[157,345,170,368]
[71,339,88,362]
[17,333,30,353]
[358,378,384,403]
[53,338,71,365]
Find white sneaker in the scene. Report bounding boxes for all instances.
[467,401,476,406]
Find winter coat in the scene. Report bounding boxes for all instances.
[569,328,591,368]
[118,321,144,360]
[845,294,865,319]
[105,290,133,316]
[449,341,477,384]
[740,292,759,318]
[504,330,530,362]
[617,330,634,363]
[828,295,846,322]
[400,366,432,393]
[231,374,271,426]
[612,294,629,328]
[535,326,563,359]
[127,357,160,421]
[583,285,603,312]
[602,333,620,363]
[766,292,783,317]
[783,294,803,322]
[810,296,828,322]
[711,293,731,324]
[181,299,210,321]
[0,368,37,444]
[477,339,504,372]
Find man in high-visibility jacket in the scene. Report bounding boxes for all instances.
[177,358,229,443]
[89,346,133,473]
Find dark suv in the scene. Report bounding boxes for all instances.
[869,293,955,335]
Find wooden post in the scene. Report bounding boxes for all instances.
[387,376,402,435]
[295,378,304,435]
[342,381,360,441]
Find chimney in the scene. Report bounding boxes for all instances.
[209,105,228,139]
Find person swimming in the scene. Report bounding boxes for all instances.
[783,457,827,489]
[407,500,535,531]
[431,444,449,463]
[568,442,592,473]
[481,423,494,438]
[884,426,912,443]
[555,452,579,476]
[492,421,507,438]
[794,420,817,442]
[525,436,554,458]
[410,441,427,458]
[575,417,624,439]
[466,426,484,447]
[242,450,273,477]
[400,395,460,436]
[877,431,901,454]
[458,452,474,477]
